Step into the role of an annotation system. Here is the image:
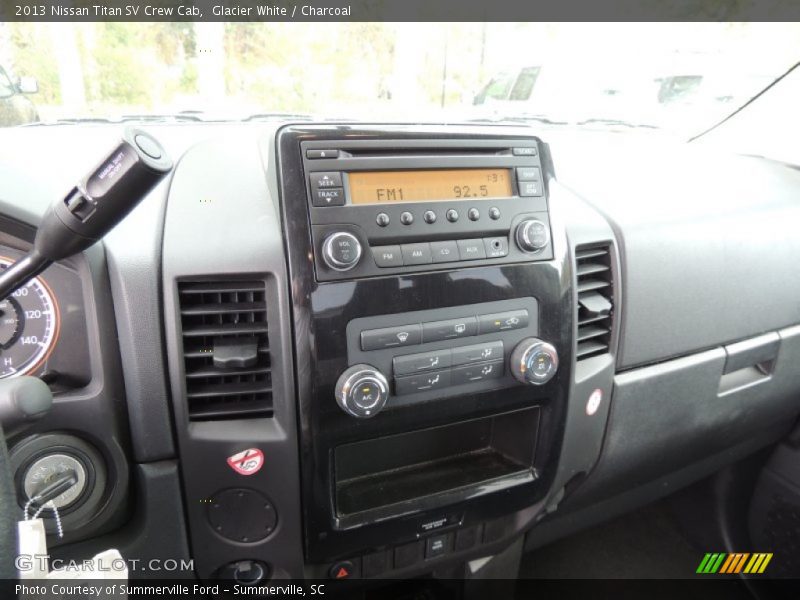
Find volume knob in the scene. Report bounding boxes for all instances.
[335,364,389,419]
[515,219,549,253]
[509,338,559,385]
[322,232,362,271]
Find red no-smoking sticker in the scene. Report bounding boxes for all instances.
[226,448,264,476]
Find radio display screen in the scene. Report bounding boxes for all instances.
[348,169,513,204]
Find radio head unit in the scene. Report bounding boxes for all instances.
[300,138,553,281]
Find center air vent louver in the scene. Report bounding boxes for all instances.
[178,280,272,420]
[575,245,614,361]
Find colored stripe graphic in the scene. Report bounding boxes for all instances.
[697,553,727,574]
[698,552,774,574]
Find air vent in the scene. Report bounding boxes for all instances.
[575,245,614,361]
[178,281,272,420]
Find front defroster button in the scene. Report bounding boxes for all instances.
[361,324,422,350]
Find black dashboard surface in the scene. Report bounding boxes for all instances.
[0,122,798,581]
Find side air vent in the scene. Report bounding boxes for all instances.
[178,281,272,420]
[575,245,614,361]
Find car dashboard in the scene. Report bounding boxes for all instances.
[1,121,799,584]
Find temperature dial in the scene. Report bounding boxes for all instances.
[515,219,550,253]
[335,364,389,419]
[322,232,362,271]
[510,337,559,385]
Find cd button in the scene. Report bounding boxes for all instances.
[430,240,459,263]
[401,243,432,265]
[422,317,477,342]
[372,245,403,268]
[457,239,487,261]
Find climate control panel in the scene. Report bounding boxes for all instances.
[340,298,557,412]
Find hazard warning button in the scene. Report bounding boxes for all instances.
[328,559,360,580]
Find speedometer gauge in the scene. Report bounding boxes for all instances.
[0,258,60,379]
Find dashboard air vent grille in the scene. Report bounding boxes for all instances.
[575,245,614,361]
[178,280,272,420]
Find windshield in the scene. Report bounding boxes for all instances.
[1,22,798,135]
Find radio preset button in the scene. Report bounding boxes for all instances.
[457,239,487,261]
[488,207,501,220]
[423,210,437,224]
[401,243,432,265]
[452,341,504,366]
[400,211,414,225]
[430,241,458,263]
[451,360,504,385]
[361,324,422,351]
[517,167,542,181]
[468,208,480,221]
[519,181,543,197]
[372,245,403,268]
[310,171,343,189]
[483,236,509,258]
[395,369,451,395]
[446,209,459,222]
[422,317,477,342]
[478,310,529,334]
[376,213,390,227]
[312,187,345,207]
[393,349,452,376]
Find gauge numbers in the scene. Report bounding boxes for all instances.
[0,259,60,379]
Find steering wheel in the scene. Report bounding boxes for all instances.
[0,426,17,579]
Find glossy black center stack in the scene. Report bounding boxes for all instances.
[276,125,572,566]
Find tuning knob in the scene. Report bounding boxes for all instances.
[515,219,549,253]
[334,364,389,418]
[322,232,362,271]
[509,338,559,385]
